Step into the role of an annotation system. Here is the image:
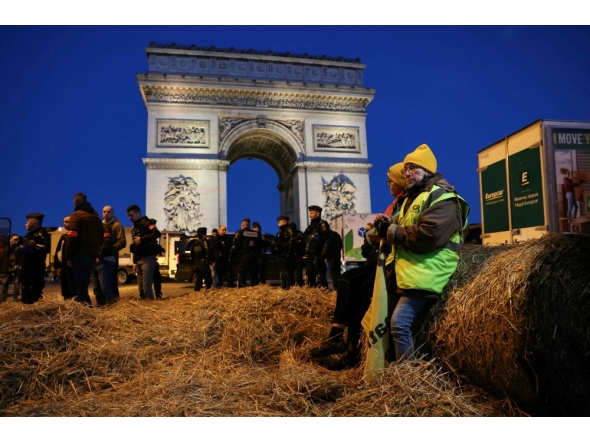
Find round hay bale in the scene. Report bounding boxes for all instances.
[424,233,590,415]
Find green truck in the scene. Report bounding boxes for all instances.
[478,119,590,245]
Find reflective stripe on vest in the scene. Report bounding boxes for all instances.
[395,184,469,294]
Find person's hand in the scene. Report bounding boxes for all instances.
[56,268,61,276]
[367,232,381,243]
[67,261,72,267]
[133,236,141,245]
[374,214,392,224]
[132,264,137,273]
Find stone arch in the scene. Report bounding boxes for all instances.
[219,119,303,174]
[221,124,300,221]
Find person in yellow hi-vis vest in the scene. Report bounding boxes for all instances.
[308,162,406,371]
[373,144,469,362]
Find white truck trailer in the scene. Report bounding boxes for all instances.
[478,119,590,245]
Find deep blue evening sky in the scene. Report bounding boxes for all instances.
[1,25,590,235]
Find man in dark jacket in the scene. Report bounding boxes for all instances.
[211,225,233,287]
[54,216,76,300]
[65,193,104,307]
[271,215,292,290]
[191,227,212,291]
[102,206,126,300]
[230,218,261,287]
[127,204,161,300]
[321,220,343,289]
[303,205,330,288]
[19,213,51,304]
[252,222,269,285]
[1,234,23,301]
[287,222,304,287]
[92,221,117,307]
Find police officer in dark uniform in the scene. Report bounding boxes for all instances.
[191,227,212,291]
[321,220,343,288]
[211,225,233,287]
[1,234,23,301]
[271,215,292,290]
[252,222,269,285]
[19,213,51,304]
[287,222,305,287]
[230,218,262,287]
[303,205,330,288]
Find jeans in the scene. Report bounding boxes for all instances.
[73,256,96,306]
[93,259,115,306]
[136,256,157,299]
[390,295,430,361]
[566,191,578,220]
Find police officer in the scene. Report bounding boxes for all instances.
[252,222,269,285]
[271,215,292,290]
[320,220,343,289]
[287,222,304,287]
[230,218,262,287]
[211,225,233,287]
[1,234,23,301]
[127,204,161,300]
[191,227,212,291]
[303,205,330,288]
[19,213,51,304]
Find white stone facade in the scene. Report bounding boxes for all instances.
[138,44,375,233]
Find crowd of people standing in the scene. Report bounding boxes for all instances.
[1,143,470,374]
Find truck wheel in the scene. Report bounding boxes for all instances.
[117,269,130,285]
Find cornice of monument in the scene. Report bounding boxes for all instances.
[146,43,365,69]
[143,158,231,171]
[293,161,372,174]
[137,73,375,97]
[137,81,374,113]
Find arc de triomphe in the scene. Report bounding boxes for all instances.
[137,43,375,232]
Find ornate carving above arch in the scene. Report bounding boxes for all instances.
[223,128,298,181]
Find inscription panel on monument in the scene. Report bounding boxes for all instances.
[313,125,360,153]
[156,120,210,148]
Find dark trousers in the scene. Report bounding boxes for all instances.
[93,259,115,306]
[305,255,328,288]
[215,259,233,286]
[73,256,96,306]
[59,265,77,299]
[20,262,46,304]
[153,265,162,297]
[237,252,259,287]
[332,264,376,351]
[193,260,212,291]
[290,255,304,286]
[328,258,341,289]
[1,270,20,297]
[112,257,120,299]
[278,256,292,289]
[258,254,268,284]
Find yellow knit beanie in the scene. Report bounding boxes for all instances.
[387,162,406,187]
[403,144,437,174]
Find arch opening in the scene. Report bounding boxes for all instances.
[225,129,298,182]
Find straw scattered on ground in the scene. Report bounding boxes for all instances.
[1,283,511,417]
